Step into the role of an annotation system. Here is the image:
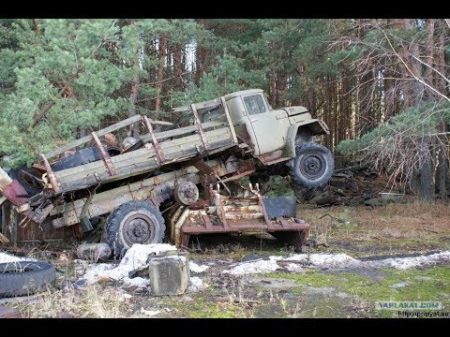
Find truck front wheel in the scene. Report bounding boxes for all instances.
[290,143,334,189]
[106,201,166,258]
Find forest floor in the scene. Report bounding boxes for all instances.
[2,202,450,318]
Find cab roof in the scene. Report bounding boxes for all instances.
[224,89,263,100]
[172,89,265,113]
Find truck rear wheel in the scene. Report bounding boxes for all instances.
[290,142,334,189]
[106,201,166,258]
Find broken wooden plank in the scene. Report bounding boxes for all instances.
[139,120,224,144]
[53,128,234,193]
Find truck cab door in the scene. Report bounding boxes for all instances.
[241,94,285,156]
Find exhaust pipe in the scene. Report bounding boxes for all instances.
[0,166,29,206]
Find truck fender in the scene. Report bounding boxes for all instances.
[286,119,330,157]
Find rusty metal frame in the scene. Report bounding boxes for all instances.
[181,220,310,234]
[143,116,166,164]
[179,214,310,251]
[177,186,310,250]
[190,103,209,153]
[91,131,116,176]
[40,153,60,194]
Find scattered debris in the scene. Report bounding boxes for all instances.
[76,243,111,262]
[81,244,177,285]
[295,165,407,207]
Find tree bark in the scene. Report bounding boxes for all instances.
[419,136,435,201]
[128,20,140,136]
[424,19,436,100]
[173,44,184,90]
[437,120,448,200]
[155,34,167,111]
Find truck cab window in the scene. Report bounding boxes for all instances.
[244,95,267,115]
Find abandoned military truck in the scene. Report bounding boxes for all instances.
[0,89,334,256]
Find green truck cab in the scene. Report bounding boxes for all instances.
[193,89,334,189]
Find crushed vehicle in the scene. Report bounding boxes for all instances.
[0,89,333,257]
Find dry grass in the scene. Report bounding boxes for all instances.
[299,202,450,252]
[11,285,141,318]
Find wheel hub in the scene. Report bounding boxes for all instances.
[122,214,155,245]
[299,154,325,179]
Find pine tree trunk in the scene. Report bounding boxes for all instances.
[174,44,183,90]
[419,136,435,201]
[437,120,448,200]
[155,34,167,111]
[358,70,375,135]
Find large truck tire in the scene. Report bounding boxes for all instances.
[0,261,56,298]
[105,201,166,258]
[290,142,334,189]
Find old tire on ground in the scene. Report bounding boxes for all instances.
[290,142,334,189]
[106,201,166,258]
[0,261,56,298]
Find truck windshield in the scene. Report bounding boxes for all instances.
[243,95,267,115]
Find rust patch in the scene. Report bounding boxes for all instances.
[143,116,166,164]
[91,131,116,176]
[1,180,29,206]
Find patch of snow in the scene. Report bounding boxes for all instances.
[224,256,283,275]
[284,263,305,273]
[81,243,177,285]
[222,251,450,275]
[189,261,209,274]
[188,276,207,292]
[285,253,360,268]
[122,277,150,290]
[140,308,161,317]
[0,252,36,264]
[82,263,115,284]
[390,281,408,289]
[365,251,450,270]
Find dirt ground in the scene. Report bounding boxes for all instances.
[1,202,450,318]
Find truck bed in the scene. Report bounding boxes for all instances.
[46,117,238,194]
